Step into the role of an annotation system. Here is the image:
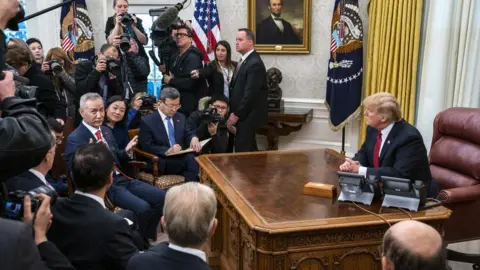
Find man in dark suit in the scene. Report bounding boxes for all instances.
[49,143,139,270]
[139,87,200,181]
[227,28,268,152]
[65,93,166,242]
[339,92,432,187]
[127,182,217,270]
[256,0,301,45]
[6,130,56,192]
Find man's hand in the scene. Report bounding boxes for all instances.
[125,135,138,153]
[0,71,16,102]
[112,36,121,47]
[208,122,218,136]
[163,72,173,84]
[95,56,107,72]
[191,70,200,79]
[227,113,239,128]
[227,125,237,135]
[339,158,360,173]
[23,195,53,245]
[41,62,50,73]
[0,0,20,30]
[190,137,201,153]
[167,144,182,154]
[133,98,143,110]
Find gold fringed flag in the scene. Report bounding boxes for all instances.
[60,0,95,60]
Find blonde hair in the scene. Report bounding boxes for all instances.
[363,92,402,122]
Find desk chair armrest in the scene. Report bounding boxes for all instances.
[437,184,480,204]
[133,147,160,177]
[129,161,147,168]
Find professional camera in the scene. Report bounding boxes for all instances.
[140,94,157,110]
[202,107,225,124]
[105,56,121,76]
[120,12,134,26]
[119,34,131,52]
[15,85,37,99]
[3,185,58,220]
[48,60,63,74]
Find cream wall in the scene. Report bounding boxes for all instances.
[24,0,367,155]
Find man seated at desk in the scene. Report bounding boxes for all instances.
[339,92,434,193]
[138,87,201,182]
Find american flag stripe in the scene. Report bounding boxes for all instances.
[192,0,221,63]
[62,35,75,51]
[330,36,337,52]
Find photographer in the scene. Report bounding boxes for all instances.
[6,47,67,124]
[105,0,148,59]
[162,25,206,117]
[42,47,76,121]
[186,95,230,154]
[74,44,123,126]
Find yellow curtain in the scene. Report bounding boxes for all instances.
[359,0,423,145]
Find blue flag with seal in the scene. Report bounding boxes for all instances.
[60,0,95,61]
[326,0,363,131]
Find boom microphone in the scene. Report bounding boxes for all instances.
[153,0,188,30]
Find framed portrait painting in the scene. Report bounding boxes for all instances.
[248,0,312,54]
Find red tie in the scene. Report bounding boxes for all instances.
[95,129,132,180]
[373,132,382,168]
[95,130,102,142]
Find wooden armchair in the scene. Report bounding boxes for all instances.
[128,129,185,189]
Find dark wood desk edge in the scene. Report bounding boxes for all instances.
[196,149,450,234]
[200,147,344,158]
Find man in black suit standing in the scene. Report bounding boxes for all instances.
[127,182,217,270]
[256,0,301,44]
[339,92,433,187]
[227,28,268,152]
[48,143,139,270]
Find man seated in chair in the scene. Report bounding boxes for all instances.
[6,130,57,192]
[65,93,166,243]
[138,87,201,182]
[339,92,434,192]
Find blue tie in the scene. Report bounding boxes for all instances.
[165,116,176,146]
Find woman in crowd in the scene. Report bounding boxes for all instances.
[42,47,77,121]
[104,95,130,150]
[26,38,44,64]
[191,40,237,98]
[6,46,66,124]
[7,38,35,61]
[105,0,148,59]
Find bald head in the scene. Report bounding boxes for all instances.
[382,220,446,270]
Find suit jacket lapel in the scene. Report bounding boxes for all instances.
[379,121,402,163]
[80,123,97,143]
[154,111,170,146]
[230,52,255,87]
[173,114,182,146]
[100,126,122,165]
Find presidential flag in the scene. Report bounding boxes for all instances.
[325,0,363,131]
[60,0,95,60]
[192,0,221,62]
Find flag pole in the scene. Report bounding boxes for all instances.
[341,127,346,155]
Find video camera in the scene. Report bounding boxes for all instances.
[202,107,225,124]
[2,185,58,220]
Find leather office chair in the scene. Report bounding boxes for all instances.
[128,129,185,189]
[429,107,480,269]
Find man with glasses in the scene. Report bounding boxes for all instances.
[187,95,231,154]
[161,25,206,117]
[139,87,201,182]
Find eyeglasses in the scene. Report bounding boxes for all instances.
[164,103,182,110]
[175,33,190,38]
[212,104,228,111]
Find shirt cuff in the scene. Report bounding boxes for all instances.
[127,151,133,159]
[359,166,367,177]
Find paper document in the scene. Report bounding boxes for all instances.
[166,138,212,156]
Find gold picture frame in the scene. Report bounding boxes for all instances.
[248,0,312,54]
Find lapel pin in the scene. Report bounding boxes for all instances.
[176,120,180,123]
[387,140,391,144]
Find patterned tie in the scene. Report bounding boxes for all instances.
[165,116,176,146]
[373,132,382,168]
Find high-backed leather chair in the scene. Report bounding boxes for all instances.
[429,107,480,268]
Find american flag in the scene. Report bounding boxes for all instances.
[62,34,75,52]
[192,0,221,62]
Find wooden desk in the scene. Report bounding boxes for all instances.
[256,108,313,150]
[197,149,451,270]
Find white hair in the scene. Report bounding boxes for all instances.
[163,182,217,247]
[79,93,102,109]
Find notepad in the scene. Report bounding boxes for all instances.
[166,138,212,156]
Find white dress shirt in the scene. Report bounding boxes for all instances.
[28,169,53,188]
[83,121,109,147]
[74,190,106,209]
[158,109,175,146]
[241,49,255,63]
[271,14,285,32]
[358,122,395,177]
[168,243,207,262]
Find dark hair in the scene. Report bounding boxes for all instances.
[100,43,117,54]
[267,0,283,5]
[207,95,229,107]
[104,95,128,128]
[26,38,43,48]
[214,40,234,72]
[6,46,33,69]
[72,144,114,192]
[177,25,193,37]
[382,230,446,270]
[238,28,255,43]
[46,118,64,133]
